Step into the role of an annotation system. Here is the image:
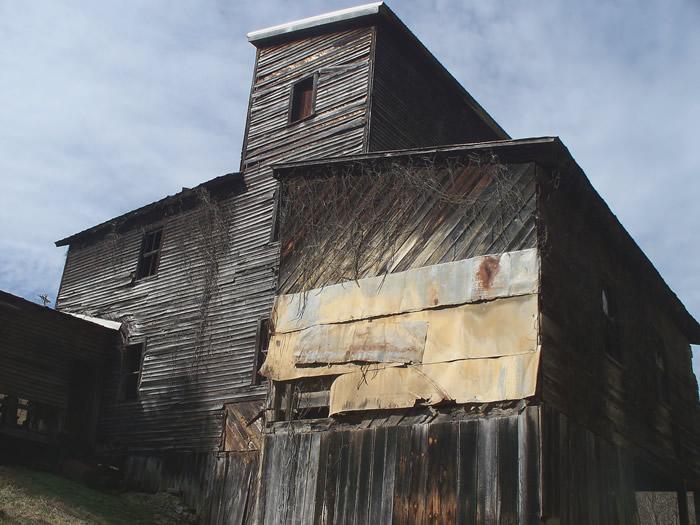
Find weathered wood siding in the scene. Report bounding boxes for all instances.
[368,25,504,152]
[57,193,265,452]
[537,163,700,485]
[125,451,259,525]
[56,27,376,453]
[256,407,541,524]
[278,159,537,295]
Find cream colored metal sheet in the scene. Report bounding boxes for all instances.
[273,248,539,333]
[328,351,540,415]
[293,319,428,365]
[263,294,537,378]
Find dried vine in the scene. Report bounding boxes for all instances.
[188,188,231,373]
[277,153,527,303]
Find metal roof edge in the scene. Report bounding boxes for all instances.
[247,2,385,45]
[0,290,121,335]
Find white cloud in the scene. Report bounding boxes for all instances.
[1,0,698,382]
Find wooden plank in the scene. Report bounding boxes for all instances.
[497,415,519,524]
[477,417,499,523]
[457,419,478,524]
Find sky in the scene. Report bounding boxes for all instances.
[0,0,698,381]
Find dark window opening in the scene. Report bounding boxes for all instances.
[269,378,332,422]
[289,75,316,123]
[136,228,163,279]
[0,394,61,434]
[655,345,669,405]
[121,342,145,401]
[601,285,622,361]
[251,318,271,385]
[270,189,280,242]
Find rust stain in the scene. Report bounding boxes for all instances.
[477,256,500,290]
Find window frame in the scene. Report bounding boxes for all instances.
[251,318,271,386]
[135,228,164,280]
[287,73,318,125]
[120,341,146,401]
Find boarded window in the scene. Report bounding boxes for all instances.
[136,228,163,279]
[121,342,145,401]
[601,285,621,361]
[251,318,270,385]
[289,75,316,123]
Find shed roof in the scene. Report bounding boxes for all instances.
[55,171,246,248]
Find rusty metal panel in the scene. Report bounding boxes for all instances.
[274,248,538,333]
[329,352,540,415]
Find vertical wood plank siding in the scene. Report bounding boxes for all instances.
[368,25,503,152]
[540,405,638,524]
[256,407,542,524]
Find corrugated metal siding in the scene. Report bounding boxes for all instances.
[368,25,502,152]
[256,407,541,524]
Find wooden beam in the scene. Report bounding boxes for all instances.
[678,483,689,525]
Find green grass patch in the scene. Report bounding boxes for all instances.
[0,465,196,524]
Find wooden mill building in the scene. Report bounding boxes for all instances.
[36,2,700,523]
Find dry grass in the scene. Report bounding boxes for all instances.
[0,466,197,524]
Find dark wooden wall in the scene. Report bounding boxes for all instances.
[368,24,504,152]
[537,162,700,487]
[540,404,639,524]
[0,292,113,412]
[256,407,541,524]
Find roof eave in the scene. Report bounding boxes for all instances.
[55,171,246,248]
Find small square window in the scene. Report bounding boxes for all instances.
[136,228,163,279]
[251,318,271,385]
[289,75,316,124]
[121,342,145,401]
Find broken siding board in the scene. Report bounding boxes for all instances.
[274,248,539,333]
